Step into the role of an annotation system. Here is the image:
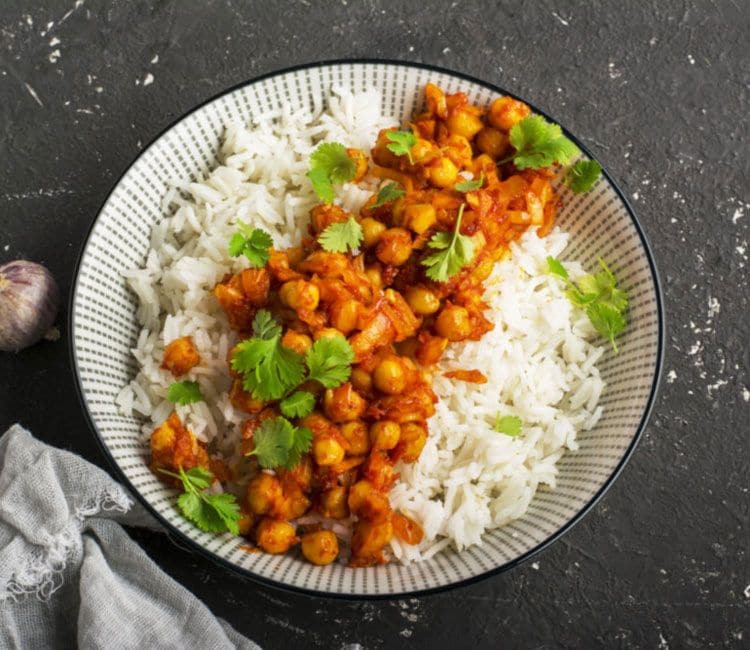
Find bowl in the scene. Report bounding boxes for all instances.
[70,60,663,597]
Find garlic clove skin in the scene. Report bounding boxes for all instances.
[0,260,60,353]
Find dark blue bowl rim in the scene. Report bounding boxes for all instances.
[68,58,665,600]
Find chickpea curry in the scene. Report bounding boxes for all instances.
[150,83,599,567]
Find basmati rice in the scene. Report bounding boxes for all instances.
[117,86,604,562]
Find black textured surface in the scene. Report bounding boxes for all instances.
[1,1,748,647]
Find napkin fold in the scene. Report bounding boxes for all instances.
[0,424,259,649]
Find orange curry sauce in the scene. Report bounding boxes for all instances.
[150,83,559,567]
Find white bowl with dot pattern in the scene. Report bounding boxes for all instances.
[70,60,664,597]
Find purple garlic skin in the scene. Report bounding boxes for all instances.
[0,260,60,352]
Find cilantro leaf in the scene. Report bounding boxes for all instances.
[454,173,484,193]
[306,142,357,204]
[421,204,475,282]
[167,381,203,405]
[565,160,602,193]
[307,167,334,204]
[247,416,312,469]
[494,414,522,437]
[386,130,417,164]
[547,256,628,351]
[252,308,281,340]
[287,426,313,469]
[318,216,364,253]
[305,335,354,388]
[503,115,580,170]
[546,256,569,279]
[228,223,272,267]
[373,182,405,208]
[231,310,305,400]
[159,466,240,535]
[586,302,626,353]
[181,466,213,489]
[279,390,316,418]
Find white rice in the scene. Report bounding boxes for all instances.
[118,86,604,562]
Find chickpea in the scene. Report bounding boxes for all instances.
[348,479,390,521]
[360,217,387,248]
[429,157,459,188]
[229,379,264,413]
[313,327,343,341]
[347,148,368,182]
[281,330,313,355]
[373,356,407,395]
[246,473,283,515]
[351,519,394,559]
[410,137,438,164]
[475,127,509,160]
[323,383,368,422]
[255,518,298,554]
[339,420,370,455]
[282,454,313,491]
[310,204,349,234]
[370,420,401,451]
[329,299,360,334]
[435,304,472,341]
[376,228,413,266]
[446,108,484,139]
[350,367,373,394]
[396,422,427,462]
[415,333,448,366]
[273,489,311,521]
[237,510,256,537]
[443,134,474,169]
[318,486,349,519]
[372,129,402,167]
[299,412,334,438]
[312,435,346,466]
[365,266,383,290]
[391,197,406,225]
[403,203,437,235]
[301,530,339,566]
[488,97,531,131]
[279,280,320,312]
[405,286,440,315]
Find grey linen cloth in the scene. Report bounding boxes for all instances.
[0,424,260,650]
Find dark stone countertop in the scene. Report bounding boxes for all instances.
[1,1,748,647]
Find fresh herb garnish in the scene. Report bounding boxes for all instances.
[547,256,628,352]
[565,160,603,193]
[501,115,580,170]
[231,311,355,404]
[228,223,273,267]
[421,204,475,282]
[167,381,203,405]
[494,414,522,437]
[306,142,357,204]
[386,130,417,164]
[305,335,355,388]
[373,182,405,208]
[318,216,364,253]
[454,173,484,193]
[230,310,306,400]
[246,416,313,470]
[279,390,316,419]
[159,466,240,535]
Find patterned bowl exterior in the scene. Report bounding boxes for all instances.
[70,61,663,597]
